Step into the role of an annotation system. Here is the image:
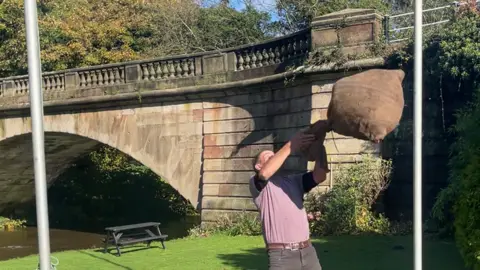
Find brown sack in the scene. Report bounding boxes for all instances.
[327,69,405,142]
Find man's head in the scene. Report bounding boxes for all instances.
[253,150,274,173]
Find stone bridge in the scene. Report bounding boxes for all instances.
[0,9,387,224]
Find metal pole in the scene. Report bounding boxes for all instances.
[23,0,51,269]
[414,0,423,269]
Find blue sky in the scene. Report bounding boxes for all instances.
[204,0,280,21]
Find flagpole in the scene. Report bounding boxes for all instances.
[413,0,423,269]
[23,0,51,269]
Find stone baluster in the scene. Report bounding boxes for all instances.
[250,50,257,68]
[96,70,103,86]
[85,72,91,86]
[182,60,188,77]
[174,61,182,77]
[262,49,269,66]
[16,81,20,94]
[107,69,113,85]
[161,63,169,79]
[119,68,125,82]
[155,63,162,79]
[148,63,155,80]
[237,53,244,71]
[54,75,59,89]
[45,77,51,90]
[142,65,149,80]
[168,61,175,78]
[256,50,263,67]
[188,59,195,76]
[92,71,99,86]
[244,51,251,69]
[274,47,280,63]
[114,68,121,84]
[59,75,64,90]
[269,48,276,64]
[52,76,57,90]
[287,42,293,59]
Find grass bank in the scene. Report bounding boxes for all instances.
[0,235,465,270]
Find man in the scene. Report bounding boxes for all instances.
[249,130,329,270]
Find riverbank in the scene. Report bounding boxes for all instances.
[0,234,465,270]
[0,217,199,261]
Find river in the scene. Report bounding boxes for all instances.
[0,217,199,261]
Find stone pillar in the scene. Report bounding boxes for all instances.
[3,80,15,97]
[64,72,78,90]
[310,8,384,54]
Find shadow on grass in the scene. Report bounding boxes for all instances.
[77,250,133,270]
[216,240,331,270]
[217,236,466,270]
[95,244,164,257]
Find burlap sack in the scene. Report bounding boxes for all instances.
[327,69,405,142]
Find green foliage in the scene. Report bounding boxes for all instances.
[0,0,274,77]
[192,4,276,51]
[304,156,395,236]
[385,10,480,269]
[392,7,480,234]
[440,90,480,269]
[388,11,480,124]
[0,216,26,231]
[189,211,262,237]
[275,0,389,33]
[386,0,453,42]
[430,183,457,237]
[21,145,196,233]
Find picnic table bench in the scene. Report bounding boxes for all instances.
[103,222,168,256]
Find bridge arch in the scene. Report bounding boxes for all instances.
[0,103,204,211]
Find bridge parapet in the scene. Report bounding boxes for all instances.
[0,9,384,108]
[0,29,311,101]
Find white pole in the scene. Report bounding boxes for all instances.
[414,0,423,269]
[23,0,52,269]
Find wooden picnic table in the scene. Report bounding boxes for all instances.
[103,222,168,256]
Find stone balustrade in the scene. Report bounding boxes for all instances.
[0,9,384,104]
[0,28,311,99]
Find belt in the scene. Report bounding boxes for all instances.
[267,240,311,251]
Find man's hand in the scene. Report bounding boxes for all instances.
[289,131,316,154]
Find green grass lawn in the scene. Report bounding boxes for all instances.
[0,235,465,270]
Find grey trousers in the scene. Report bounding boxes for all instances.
[268,245,322,270]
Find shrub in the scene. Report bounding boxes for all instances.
[188,211,262,237]
[430,183,457,237]
[0,216,26,231]
[447,90,480,269]
[304,155,393,236]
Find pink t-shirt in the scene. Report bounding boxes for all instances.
[249,173,311,245]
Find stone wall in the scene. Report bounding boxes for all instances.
[199,72,379,224]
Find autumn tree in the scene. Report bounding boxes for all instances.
[0,0,274,77]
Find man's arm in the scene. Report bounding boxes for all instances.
[257,131,315,181]
[303,144,329,193]
[256,142,292,181]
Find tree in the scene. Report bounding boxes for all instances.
[0,0,274,77]
[275,0,390,33]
